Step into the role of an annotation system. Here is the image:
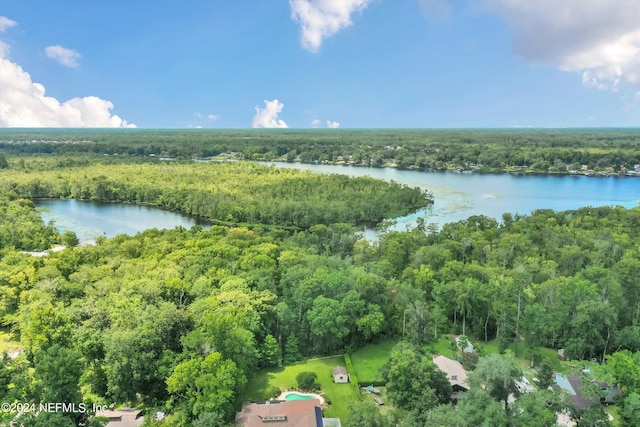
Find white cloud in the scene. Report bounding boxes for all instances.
[326,120,340,128]
[208,113,218,120]
[290,0,372,52]
[311,119,321,127]
[251,99,288,128]
[486,0,640,92]
[45,45,81,68]
[0,16,17,33]
[0,57,135,127]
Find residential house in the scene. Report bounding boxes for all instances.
[433,355,469,401]
[94,408,144,427]
[236,399,340,427]
[553,372,618,412]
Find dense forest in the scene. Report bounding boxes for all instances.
[1,128,640,174]
[0,138,640,426]
[0,159,430,230]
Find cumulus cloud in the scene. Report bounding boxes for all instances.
[311,119,321,127]
[486,0,640,92]
[326,120,340,128]
[45,45,81,68]
[0,16,133,127]
[208,113,218,120]
[0,16,17,33]
[0,57,135,127]
[290,0,372,52]
[251,99,288,128]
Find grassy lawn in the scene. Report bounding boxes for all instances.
[361,386,395,416]
[429,336,565,384]
[429,335,457,359]
[606,405,619,426]
[239,356,361,424]
[350,339,397,383]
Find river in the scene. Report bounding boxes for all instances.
[263,162,640,234]
[36,163,640,240]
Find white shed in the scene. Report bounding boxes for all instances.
[332,366,349,383]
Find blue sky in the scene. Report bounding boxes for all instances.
[1,0,639,128]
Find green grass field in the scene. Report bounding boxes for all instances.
[361,386,395,415]
[429,335,458,358]
[239,356,361,424]
[349,339,397,383]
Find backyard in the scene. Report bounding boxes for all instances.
[239,355,361,423]
[349,339,397,383]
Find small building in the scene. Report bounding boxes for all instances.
[433,355,469,401]
[332,366,349,383]
[453,335,474,353]
[235,399,325,427]
[95,408,144,427]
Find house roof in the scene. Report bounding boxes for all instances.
[95,408,144,427]
[433,355,469,390]
[235,399,323,427]
[332,366,347,376]
[554,373,608,411]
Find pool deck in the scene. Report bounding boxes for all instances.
[277,391,325,406]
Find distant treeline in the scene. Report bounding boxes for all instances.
[1,128,640,172]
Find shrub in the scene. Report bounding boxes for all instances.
[265,386,281,400]
[296,372,318,391]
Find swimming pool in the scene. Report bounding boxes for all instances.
[284,393,317,400]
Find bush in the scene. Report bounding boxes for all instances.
[460,351,479,370]
[265,386,281,400]
[344,354,363,397]
[296,372,318,391]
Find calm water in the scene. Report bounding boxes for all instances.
[264,163,640,232]
[35,165,640,240]
[36,199,207,242]
[284,393,317,401]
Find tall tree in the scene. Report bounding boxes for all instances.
[469,352,522,412]
[380,342,452,414]
[166,352,245,422]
